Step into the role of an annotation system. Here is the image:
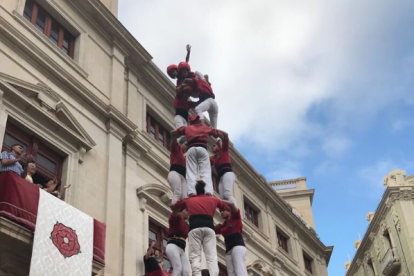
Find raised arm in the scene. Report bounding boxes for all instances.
[171,127,186,139]
[185,44,191,63]
[145,241,156,260]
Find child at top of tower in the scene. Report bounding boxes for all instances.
[166,45,196,86]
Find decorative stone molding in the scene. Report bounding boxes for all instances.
[366,212,375,223]
[138,196,147,212]
[369,232,376,241]
[389,189,414,202]
[383,169,407,187]
[247,259,275,276]
[136,183,172,216]
[354,239,362,249]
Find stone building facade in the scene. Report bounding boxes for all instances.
[345,169,414,276]
[0,0,333,275]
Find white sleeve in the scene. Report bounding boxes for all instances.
[195,71,205,80]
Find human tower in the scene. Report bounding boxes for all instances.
[144,45,247,276]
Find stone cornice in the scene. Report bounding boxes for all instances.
[66,0,152,65]
[346,186,414,275]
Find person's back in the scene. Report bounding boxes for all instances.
[173,181,227,276]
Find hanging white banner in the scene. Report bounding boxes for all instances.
[29,190,93,276]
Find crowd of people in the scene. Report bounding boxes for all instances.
[0,143,70,198]
[144,45,247,276]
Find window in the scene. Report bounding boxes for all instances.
[366,259,376,276]
[219,263,228,276]
[146,114,171,150]
[244,201,259,227]
[23,0,75,58]
[2,122,64,186]
[303,254,313,274]
[277,231,289,253]
[149,221,171,272]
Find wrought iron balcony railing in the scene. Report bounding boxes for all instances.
[381,247,401,276]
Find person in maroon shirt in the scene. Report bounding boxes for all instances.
[166,207,190,276]
[210,132,236,206]
[215,201,247,276]
[172,181,228,276]
[179,76,218,129]
[171,115,225,196]
[168,132,188,205]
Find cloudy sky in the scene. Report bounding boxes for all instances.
[119,0,414,274]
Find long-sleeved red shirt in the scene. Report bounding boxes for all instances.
[193,79,215,100]
[174,195,227,217]
[170,142,185,167]
[210,137,232,179]
[168,213,188,239]
[214,209,243,237]
[176,123,219,148]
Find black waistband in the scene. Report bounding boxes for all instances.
[224,233,245,253]
[200,94,213,102]
[170,165,186,177]
[167,233,186,251]
[175,108,189,120]
[189,214,214,232]
[217,163,233,179]
[218,169,233,180]
[188,139,207,150]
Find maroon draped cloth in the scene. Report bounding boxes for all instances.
[0,172,106,265]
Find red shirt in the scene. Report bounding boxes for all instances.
[168,213,188,239]
[193,79,215,99]
[174,88,195,111]
[170,142,185,167]
[177,72,196,87]
[214,209,243,237]
[175,195,228,217]
[176,123,219,148]
[210,137,231,170]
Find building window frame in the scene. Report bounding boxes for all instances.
[303,252,313,274]
[148,220,171,272]
[243,199,259,228]
[146,113,171,150]
[2,122,64,185]
[23,0,75,58]
[276,230,289,253]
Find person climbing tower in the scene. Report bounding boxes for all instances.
[171,115,225,196]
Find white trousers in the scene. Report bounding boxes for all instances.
[188,228,218,276]
[166,243,190,276]
[174,115,188,129]
[225,246,247,276]
[218,172,237,207]
[195,98,218,129]
[186,147,213,195]
[168,171,188,205]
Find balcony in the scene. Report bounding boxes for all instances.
[0,172,106,276]
[381,248,401,276]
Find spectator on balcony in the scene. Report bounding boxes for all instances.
[144,241,163,275]
[22,162,36,183]
[43,177,71,199]
[0,143,27,176]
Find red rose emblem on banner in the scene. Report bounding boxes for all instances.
[50,222,81,258]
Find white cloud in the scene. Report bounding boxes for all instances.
[119,0,414,155]
[392,119,414,132]
[358,159,414,192]
[266,160,302,181]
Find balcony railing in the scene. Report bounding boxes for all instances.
[271,181,297,191]
[381,247,401,276]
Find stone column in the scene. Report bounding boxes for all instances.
[103,121,124,276]
[122,143,141,276]
[110,44,126,114]
[0,89,8,146]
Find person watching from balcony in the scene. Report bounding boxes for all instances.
[144,241,163,275]
[43,177,71,199]
[0,143,27,176]
[22,162,43,188]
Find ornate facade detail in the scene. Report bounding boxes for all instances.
[399,189,413,201]
[364,251,371,263]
